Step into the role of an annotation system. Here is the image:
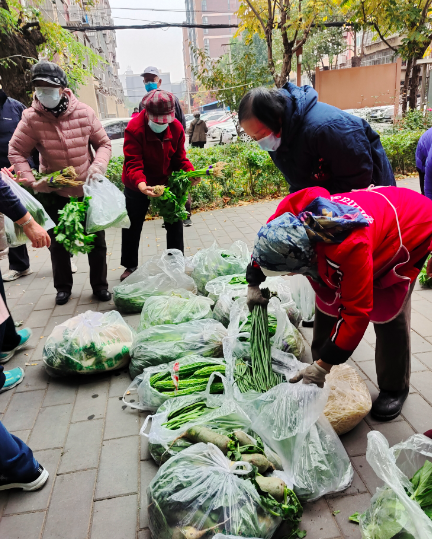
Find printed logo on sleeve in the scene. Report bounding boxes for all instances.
[331,195,374,223]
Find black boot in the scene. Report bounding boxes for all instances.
[371,387,409,421]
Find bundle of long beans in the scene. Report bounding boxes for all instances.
[234,288,283,393]
[162,401,212,430]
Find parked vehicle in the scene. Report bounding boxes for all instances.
[101,117,131,158]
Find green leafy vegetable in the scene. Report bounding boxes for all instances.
[54,197,96,255]
[349,512,360,523]
[229,275,248,285]
[419,255,432,289]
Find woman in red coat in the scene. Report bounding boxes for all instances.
[247,185,432,421]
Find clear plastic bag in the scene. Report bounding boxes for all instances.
[359,431,432,539]
[148,442,282,539]
[139,293,214,330]
[323,364,372,435]
[190,240,250,295]
[129,319,227,378]
[239,381,353,501]
[123,355,226,412]
[226,297,305,360]
[2,175,55,247]
[113,249,197,313]
[84,173,130,233]
[43,310,133,376]
[290,275,315,323]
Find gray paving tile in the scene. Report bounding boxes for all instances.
[104,397,140,440]
[43,379,78,407]
[351,339,375,362]
[59,419,104,474]
[0,511,46,539]
[326,468,367,498]
[15,361,49,392]
[411,330,432,353]
[401,392,432,433]
[372,420,415,447]
[95,436,139,499]
[328,493,372,539]
[2,389,45,431]
[5,449,61,514]
[340,420,371,457]
[297,497,341,539]
[410,370,432,404]
[411,354,430,372]
[52,298,78,317]
[29,403,73,450]
[34,293,56,311]
[72,378,109,422]
[26,308,53,328]
[139,459,159,529]
[411,310,432,337]
[91,494,137,539]
[352,455,383,495]
[43,315,72,336]
[0,386,14,414]
[416,350,432,369]
[138,530,151,539]
[108,368,131,397]
[355,360,377,385]
[43,469,96,539]
[9,429,31,444]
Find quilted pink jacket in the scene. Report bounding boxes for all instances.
[8,89,111,198]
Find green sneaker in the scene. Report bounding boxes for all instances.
[0,367,24,393]
[0,328,32,364]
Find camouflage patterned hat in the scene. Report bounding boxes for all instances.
[31,61,68,88]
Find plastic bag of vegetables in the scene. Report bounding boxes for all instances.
[290,275,315,324]
[206,274,291,303]
[43,310,133,376]
[148,441,304,539]
[83,174,130,233]
[226,297,304,361]
[113,249,197,313]
[241,379,353,502]
[356,431,432,539]
[2,174,55,247]
[129,319,227,378]
[323,364,372,435]
[123,355,226,411]
[139,293,214,331]
[190,240,250,295]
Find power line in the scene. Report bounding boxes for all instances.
[63,22,239,31]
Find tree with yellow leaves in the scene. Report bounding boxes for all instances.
[236,0,341,87]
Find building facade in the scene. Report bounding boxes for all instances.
[182,0,239,86]
[35,0,128,118]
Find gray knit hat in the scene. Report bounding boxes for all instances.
[31,61,68,87]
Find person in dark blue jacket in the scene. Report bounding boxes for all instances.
[415,127,432,197]
[238,83,395,194]
[0,86,37,281]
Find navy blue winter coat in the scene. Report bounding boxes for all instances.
[270,83,395,194]
[0,90,26,169]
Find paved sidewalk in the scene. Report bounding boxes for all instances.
[0,177,431,539]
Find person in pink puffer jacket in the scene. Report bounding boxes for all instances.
[8,61,112,306]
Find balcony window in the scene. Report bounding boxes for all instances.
[202,0,207,11]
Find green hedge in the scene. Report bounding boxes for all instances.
[105,144,288,211]
[380,130,422,175]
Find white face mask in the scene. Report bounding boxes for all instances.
[257,131,282,152]
[35,87,61,108]
[148,120,168,133]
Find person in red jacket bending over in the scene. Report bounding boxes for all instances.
[120,90,198,281]
[247,185,432,422]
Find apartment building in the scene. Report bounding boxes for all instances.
[182,0,239,85]
[35,0,127,118]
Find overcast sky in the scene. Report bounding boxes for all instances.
[112,0,187,82]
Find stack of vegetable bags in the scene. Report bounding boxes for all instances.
[353,431,432,539]
[138,292,214,330]
[189,240,250,295]
[129,319,227,378]
[123,355,226,411]
[84,174,130,233]
[43,310,133,376]
[209,275,301,328]
[113,249,197,313]
[2,174,55,247]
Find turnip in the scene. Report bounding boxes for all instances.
[241,453,274,473]
[256,476,286,501]
[183,426,230,453]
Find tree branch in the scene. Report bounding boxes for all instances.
[244,0,266,33]
[372,22,398,52]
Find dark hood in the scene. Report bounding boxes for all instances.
[278,83,318,146]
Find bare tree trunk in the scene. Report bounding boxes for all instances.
[401,58,413,115]
[408,60,421,110]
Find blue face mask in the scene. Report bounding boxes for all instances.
[257,132,282,152]
[145,82,158,92]
[148,120,168,133]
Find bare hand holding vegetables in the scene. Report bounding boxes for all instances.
[15,212,51,248]
[137,182,161,198]
[1,166,21,182]
[289,361,330,388]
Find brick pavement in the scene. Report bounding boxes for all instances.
[0,177,431,539]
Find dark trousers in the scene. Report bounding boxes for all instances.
[8,245,30,272]
[121,187,184,269]
[418,168,425,195]
[185,194,192,216]
[191,141,205,148]
[311,282,414,392]
[0,269,20,354]
[45,195,108,294]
